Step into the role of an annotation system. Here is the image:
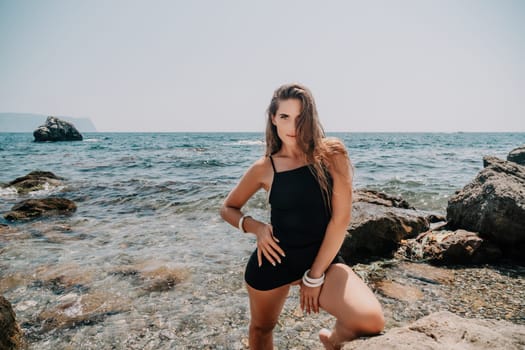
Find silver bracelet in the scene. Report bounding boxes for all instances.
[238,215,252,233]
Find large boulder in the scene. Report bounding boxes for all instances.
[446,156,525,259]
[4,197,76,221]
[507,144,525,165]
[3,171,63,194]
[33,116,83,142]
[341,190,442,264]
[342,311,525,350]
[0,295,23,350]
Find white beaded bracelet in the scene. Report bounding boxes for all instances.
[302,269,325,288]
[238,215,252,233]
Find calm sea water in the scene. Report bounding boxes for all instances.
[0,132,523,349]
[1,132,522,215]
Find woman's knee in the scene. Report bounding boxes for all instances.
[357,308,385,335]
[249,319,278,335]
[367,309,385,333]
[337,306,385,336]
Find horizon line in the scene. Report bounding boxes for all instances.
[2,130,525,134]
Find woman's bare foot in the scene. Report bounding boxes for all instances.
[319,328,340,350]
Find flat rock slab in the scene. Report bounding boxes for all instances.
[398,262,455,285]
[374,280,424,302]
[343,311,525,350]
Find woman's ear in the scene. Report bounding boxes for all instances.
[271,115,276,126]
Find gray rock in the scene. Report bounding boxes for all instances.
[399,229,502,265]
[446,156,525,260]
[343,311,525,350]
[341,194,434,263]
[4,197,77,221]
[0,295,23,350]
[33,116,83,142]
[507,144,525,165]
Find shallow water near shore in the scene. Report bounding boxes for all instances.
[0,132,524,349]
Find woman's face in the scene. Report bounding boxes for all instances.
[272,98,302,146]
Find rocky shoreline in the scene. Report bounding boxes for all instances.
[1,144,524,349]
[342,146,525,267]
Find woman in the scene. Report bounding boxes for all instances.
[220,83,384,349]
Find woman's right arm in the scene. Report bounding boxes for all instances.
[220,157,285,266]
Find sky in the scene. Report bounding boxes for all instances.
[1,0,524,132]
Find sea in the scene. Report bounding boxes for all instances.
[0,132,523,349]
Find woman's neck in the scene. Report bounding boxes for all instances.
[277,144,306,161]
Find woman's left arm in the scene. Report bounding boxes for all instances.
[300,149,353,313]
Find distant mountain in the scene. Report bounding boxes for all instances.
[0,113,97,132]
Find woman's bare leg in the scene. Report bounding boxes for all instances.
[246,283,290,350]
[318,263,385,349]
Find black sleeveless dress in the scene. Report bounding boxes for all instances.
[244,155,345,291]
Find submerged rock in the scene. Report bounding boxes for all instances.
[140,266,188,292]
[37,291,131,332]
[342,311,525,350]
[4,197,76,221]
[507,144,525,165]
[0,272,32,294]
[33,263,94,294]
[446,156,525,260]
[0,224,10,234]
[110,260,189,293]
[0,295,24,350]
[3,171,63,194]
[33,116,83,142]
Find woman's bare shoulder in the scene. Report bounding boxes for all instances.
[244,155,273,178]
[246,156,273,190]
[251,155,273,171]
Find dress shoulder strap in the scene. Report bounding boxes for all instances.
[268,155,277,173]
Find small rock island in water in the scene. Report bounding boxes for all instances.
[33,116,83,142]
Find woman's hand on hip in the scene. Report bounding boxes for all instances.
[254,222,285,267]
[300,283,322,314]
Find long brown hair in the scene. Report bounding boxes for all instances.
[265,83,348,211]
